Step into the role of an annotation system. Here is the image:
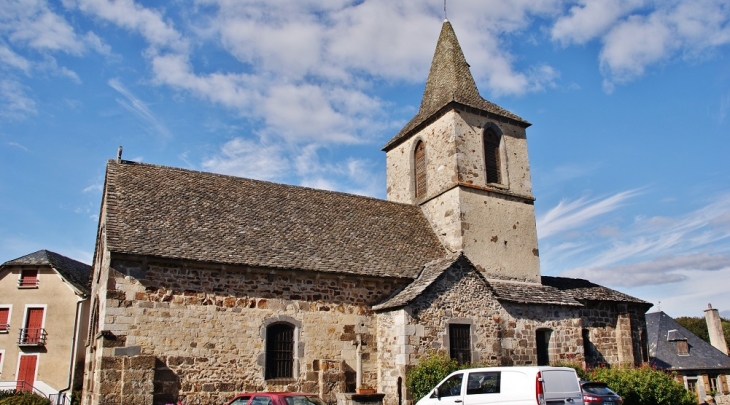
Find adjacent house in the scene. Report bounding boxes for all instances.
[81,20,652,405]
[646,306,730,404]
[0,250,91,404]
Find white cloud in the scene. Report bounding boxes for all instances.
[0,44,31,71]
[551,0,645,45]
[564,253,730,287]
[0,78,37,119]
[1,0,86,55]
[67,0,187,52]
[202,137,292,182]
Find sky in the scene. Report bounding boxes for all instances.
[1,0,729,319]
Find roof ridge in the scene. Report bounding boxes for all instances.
[105,159,420,208]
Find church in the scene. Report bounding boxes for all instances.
[81,20,652,405]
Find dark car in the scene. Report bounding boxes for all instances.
[581,381,623,405]
[226,392,326,405]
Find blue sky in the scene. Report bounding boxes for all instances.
[1,0,729,318]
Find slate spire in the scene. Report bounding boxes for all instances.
[382,20,528,151]
[419,20,482,115]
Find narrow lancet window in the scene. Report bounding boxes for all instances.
[414,141,427,198]
[484,128,501,184]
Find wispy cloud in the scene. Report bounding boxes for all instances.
[537,189,640,239]
[548,193,730,287]
[108,78,171,139]
[8,141,29,151]
[0,79,37,119]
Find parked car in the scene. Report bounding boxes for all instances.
[415,366,585,405]
[226,392,326,405]
[580,382,623,405]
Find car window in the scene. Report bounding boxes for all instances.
[466,372,500,395]
[251,396,272,405]
[285,396,326,405]
[436,373,463,397]
[229,397,251,405]
[582,384,616,395]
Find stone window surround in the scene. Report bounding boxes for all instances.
[259,315,303,381]
[442,318,476,364]
[481,122,509,190]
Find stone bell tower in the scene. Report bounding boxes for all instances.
[383,20,541,283]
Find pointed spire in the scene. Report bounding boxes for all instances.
[382,20,529,152]
[419,21,482,115]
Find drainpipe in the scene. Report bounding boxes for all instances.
[58,296,86,404]
[356,334,363,391]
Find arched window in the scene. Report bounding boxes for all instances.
[414,141,427,198]
[484,128,501,184]
[265,323,294,379]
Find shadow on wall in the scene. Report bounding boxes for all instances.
[153,358,181,405]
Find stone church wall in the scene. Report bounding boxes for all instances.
[89,255,402,405]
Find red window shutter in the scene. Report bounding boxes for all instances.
[414,141,427,198]
[20,270,38,287]
[25,308,44,343]
[17,355,37,391]
[0,308,8,331]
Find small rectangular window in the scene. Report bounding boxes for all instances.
[19,270,38,288]
[449,324,471,364]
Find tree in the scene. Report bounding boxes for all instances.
[674,316,730,347]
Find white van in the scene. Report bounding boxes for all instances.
[415,366,585,405]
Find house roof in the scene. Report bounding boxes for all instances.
[541,276,651,306]
[373,254,465,310]
[103,160,446,279]
[373,255,645,310]
[488,279,583,307]
[1,249,91,295]
[382,20,528,152]
[646,311,730,372]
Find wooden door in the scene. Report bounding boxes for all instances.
[17,355,37,391]
[25,308,44,343]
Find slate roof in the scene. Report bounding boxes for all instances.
[541,276,651,305]
[1,249,91,295]
[373,254,464,310]
[382,21,529,151]
[646,311,730,372]
[103,160,446,278]
[489,279,583,307]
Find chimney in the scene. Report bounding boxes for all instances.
[704,303,729,355]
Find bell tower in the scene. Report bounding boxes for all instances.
[383,20,541,283]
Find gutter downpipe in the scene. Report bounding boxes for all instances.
[58,296,86,405]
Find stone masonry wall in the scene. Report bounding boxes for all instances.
[92,256,402,404]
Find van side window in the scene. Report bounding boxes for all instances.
[435,374,463,397]
[466,372,500,395]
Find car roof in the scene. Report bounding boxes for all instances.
[233,393,316,397]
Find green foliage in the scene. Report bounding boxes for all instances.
[584,365,696,405]
[675,316,730,346]
[551,361,590,381]
[406,352,461,401]
[0,391,51,405]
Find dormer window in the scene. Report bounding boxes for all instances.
[414,141,427,198]
[667,329,689,356]
[484,128,502,184]
[18,269,38,288]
